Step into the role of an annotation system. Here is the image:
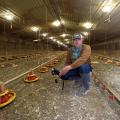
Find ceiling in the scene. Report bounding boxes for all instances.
[0,0,120,46]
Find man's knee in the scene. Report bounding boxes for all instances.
[79,64,91,74]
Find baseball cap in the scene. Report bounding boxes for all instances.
[72,33,82,40]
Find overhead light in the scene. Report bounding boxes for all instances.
[52,20,61,27]
[3,11,15,21]
[59,41,63,45]
[83,22,93,29]
[56,40,60,44]
[64,39,70,44]
[56,40,62,45]
[102,5,112,13]
[63,44,67,47]
[33,39,39,42]
[31,26,39,32]
[60,33,66,38]
[66,41,70,44]
[53,39,57,42]
[65,39,69,42]
[49,36,54,39]
[59,42,63,45]
[4,14,14,21]
[42,33,48,37]
[82,32,89,36]
[102,0,115,13]
[55,40,65,46]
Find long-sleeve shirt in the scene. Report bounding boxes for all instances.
[65,44,91,69]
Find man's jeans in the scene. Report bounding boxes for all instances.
[60,64,91,90]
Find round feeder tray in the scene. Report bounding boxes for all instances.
[0,90,9,96]
[116,62,120,67]
[106,59,113,63]
[53,62,57,64]
[53,61,58,64]
[39,67,48,73]
[0,90,16,108]
[24,75,39,83]
[12,64,18,68]
[39,70,48,73]
[47,64,55,67]
[53,60,59,64]
[24,77,39,83]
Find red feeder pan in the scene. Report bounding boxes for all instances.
[24,71,39,82]
[39,67,48,73]
[106,59,113,64]
[47,63,55,67]
[116,62,120,67]
[108,95,115,101]
[101,84,107,91]
[0,90,16,108]
[53,59,59,64]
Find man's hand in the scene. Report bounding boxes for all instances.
[59,65,72,77]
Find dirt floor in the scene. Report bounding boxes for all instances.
[0,56,120,120]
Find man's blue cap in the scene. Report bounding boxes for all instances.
[72,33,82,40]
